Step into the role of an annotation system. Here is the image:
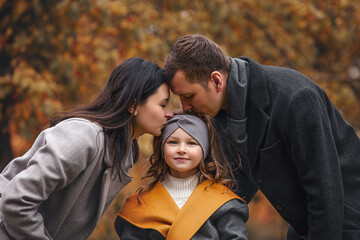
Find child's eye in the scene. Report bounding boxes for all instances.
[188,141,197,145]
[168,140,177,144]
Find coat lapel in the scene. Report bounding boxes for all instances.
[238,57,270,174]
[222,57,271,176]
[246,106,269,173]
[166,180,244,240]
[118,181,179,238]
[0,175,9,194]
[96,147,133,224]
[225,58,249,156]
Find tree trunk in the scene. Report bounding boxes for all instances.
[0,93,14,171]
[0,129,13,171]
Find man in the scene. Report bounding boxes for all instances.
[163,34,360,239]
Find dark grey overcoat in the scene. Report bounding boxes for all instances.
[215,57,360,240]
[115,180,249,240]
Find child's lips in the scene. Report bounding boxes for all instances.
[174,157,189,161]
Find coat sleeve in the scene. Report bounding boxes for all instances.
[212,199,249,240]
[0,119,101,240]
[285,88,343,239]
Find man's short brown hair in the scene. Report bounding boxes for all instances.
[163,34,231,88]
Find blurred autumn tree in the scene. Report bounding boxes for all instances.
[1,0,359,239]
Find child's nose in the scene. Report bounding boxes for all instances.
[177,143,186,153]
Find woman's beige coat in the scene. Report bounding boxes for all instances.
[0,118,133,239]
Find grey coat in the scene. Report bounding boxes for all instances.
[0,118,134,240]
[115,199,248,240]
[115,180,248,240]
[215,57,360,240]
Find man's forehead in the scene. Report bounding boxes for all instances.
[170,71,192,94]
[172,70,189,82]
[170,84,190,96]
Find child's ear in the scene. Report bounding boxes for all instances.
[128,101,138,116]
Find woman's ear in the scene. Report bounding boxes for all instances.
[128,101,138,116]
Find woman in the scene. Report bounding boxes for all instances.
[0,57,173,240]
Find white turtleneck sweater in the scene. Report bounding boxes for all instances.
[162,173,200,209]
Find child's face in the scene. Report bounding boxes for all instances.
[163,128,203,178]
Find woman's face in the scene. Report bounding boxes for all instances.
[134,83,173,138]
[163,128,203,178]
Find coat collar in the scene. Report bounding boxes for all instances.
[238,57,270,111]
[225,58,249,157]
[118,180,244,240]
[239,57,270,174]
[218,57,270,176]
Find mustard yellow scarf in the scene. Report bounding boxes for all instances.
[118,180,245,240]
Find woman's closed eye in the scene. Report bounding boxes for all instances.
[160,102,168,108]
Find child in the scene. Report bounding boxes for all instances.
[114,113,249,240]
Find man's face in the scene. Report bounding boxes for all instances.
[170,70,223,117]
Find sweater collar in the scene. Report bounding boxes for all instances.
[162,173,199,200]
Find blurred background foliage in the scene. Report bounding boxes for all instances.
[0,0,359,239]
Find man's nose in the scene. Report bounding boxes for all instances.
[180,99,192,112]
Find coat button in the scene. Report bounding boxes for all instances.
[275,204,283,211]
[256,178,261,184]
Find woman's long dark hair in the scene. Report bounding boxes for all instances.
[50,57,165,178]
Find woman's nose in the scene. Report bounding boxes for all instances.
[165,106,173,119]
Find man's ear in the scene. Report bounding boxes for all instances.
[210,71,224,92]
[128,101,138,116]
